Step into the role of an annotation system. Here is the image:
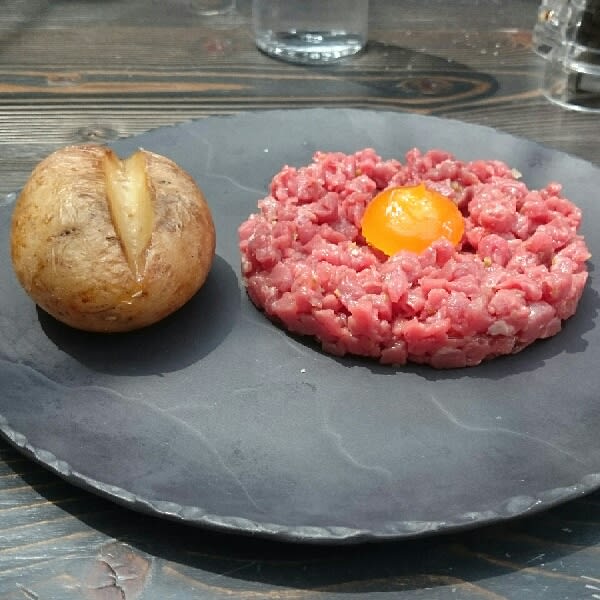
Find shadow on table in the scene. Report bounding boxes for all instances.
[265,40,502,113]
[0,0,51,52]
[5,451,599,597]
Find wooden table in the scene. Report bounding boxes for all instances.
[1,1,599,598]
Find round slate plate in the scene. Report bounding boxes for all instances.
[1,109,599,544]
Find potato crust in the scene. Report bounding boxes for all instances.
[10,144,216,332]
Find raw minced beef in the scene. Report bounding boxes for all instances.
[238,148,590,368]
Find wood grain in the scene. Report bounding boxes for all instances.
[0,1,599,598]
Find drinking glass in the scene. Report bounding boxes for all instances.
[534,0,600,111]
[252,0,369,64]
[192,0,235,16]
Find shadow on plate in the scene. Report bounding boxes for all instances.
[282,280,599,382]
[38,254,240,375]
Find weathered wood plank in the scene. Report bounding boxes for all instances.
[0,1,598,598]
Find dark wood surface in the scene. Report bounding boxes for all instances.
[1,1,599,598]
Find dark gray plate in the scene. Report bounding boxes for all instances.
[1,109,599,544]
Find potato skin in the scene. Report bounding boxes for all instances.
[10,144,216,332]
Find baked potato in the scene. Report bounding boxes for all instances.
[10,144,216,332]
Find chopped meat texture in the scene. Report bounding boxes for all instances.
[239,148,590,368]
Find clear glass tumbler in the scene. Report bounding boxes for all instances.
[535,0,600,111]
[532,0,572,57]
[252,0,369,64]
[191,0,236,16]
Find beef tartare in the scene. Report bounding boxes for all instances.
[238,148,590,368]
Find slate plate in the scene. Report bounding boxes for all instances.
[1,109,599,544]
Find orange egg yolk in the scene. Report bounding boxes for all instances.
[360,183,464,256]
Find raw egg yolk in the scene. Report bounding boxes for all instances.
[360,183,464,256]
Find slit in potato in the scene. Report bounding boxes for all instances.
[103,149,155,282]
